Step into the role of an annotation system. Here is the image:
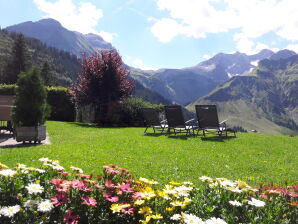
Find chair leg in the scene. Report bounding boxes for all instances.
[144,127,148,133]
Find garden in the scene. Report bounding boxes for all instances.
[0,48,297,223]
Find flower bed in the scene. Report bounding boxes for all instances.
[0,159,297,224]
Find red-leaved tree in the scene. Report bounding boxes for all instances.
[70,49,135,122]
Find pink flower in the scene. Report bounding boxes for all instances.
[103,193,119,202]
[121,207,134,215]
[119,183,133,193]
[106,168,120,175]
[51,178,64,185]
[105,180,116,189]
[56,183,70,193]
[71,180,85,189]
[78,173,91,179]
[132,192,142,200]
[51,193,68,206]
[79,184,91,192]
[59,171,72,176]
[64,210,79,224]
[81,196,97,207]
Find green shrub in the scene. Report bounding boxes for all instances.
[0,84,16,95]
[13,67,49,126]
[101,97,164,126]
[46,87,75,122]
[0,84,75,122]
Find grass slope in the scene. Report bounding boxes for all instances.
[1,121,297,186]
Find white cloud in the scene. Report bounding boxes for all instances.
[234,34,278,55]
[132,58,155,70]
[98,31,118,43]
[151,0,298,51]
[151,18,183,43]
[202,54,212,60]
[285,44,298,53]
[33,0,116,42]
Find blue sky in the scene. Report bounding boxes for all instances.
[1,0,298,70]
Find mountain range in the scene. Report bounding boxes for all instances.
[187,54,298,134]
[3,18,298,134]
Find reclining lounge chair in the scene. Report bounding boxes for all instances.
[164,105,197,136]
[195,105,236,137]
[142,108,167,133]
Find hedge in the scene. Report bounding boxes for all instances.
[0,84,75,122]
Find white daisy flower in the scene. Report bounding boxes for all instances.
[37,200,54,212]
[39,157,51,162]
[34,168,46,173]
[25,183,44,194]
[205,217,228,224]
[229,200,242,207]
[199,176,213,182]
[182,213,204,224]
[24,200,39,208]
[0,205,21,218]
[70,166,83,173]
[174,185,193,197]
[170,214,182,221]
[0,169,17,177]
[248,198,266,207]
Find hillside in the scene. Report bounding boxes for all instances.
[187,55,298,135]
[0,29,80,86]
[0,29,170,105]
[5,18,112,56]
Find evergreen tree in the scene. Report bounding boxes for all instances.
[40,61,53,86]
[3,34,31,84]
[13,67,49,126]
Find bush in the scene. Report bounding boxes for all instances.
[13,67,49,126]
[0,84,16,95]
[100,97,164,126]
[47,87,75,122]
[0,159,297,224]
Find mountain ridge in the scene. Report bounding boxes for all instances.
[5,18,112,56]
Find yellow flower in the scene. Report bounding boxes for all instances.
[138,206,152,216]
[0,163,8,171]
[169,181,182,185]
[149,214,163,220]
[157,190,169,198]
[183,197,192,205]
[170,200,184,207]
[140,187,156,200]
[166,207,175,212]
[139,177,159,185]
[35,179,41,184]
[139,216,151,224]
[134,200,145,206]
[237,180,247,189]
[110,204,130,213]
[163,185,177,195]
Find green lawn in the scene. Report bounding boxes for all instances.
[1,121,297,186]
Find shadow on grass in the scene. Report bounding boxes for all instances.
[69,122,140,129]
[201,135,236,142]
[0,143,43,149]
[144,133,165,137]
[69,122,100,129]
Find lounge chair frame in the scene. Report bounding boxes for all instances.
[195,105,236,137]
[164,105,197,136]
[142,108,167,134]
